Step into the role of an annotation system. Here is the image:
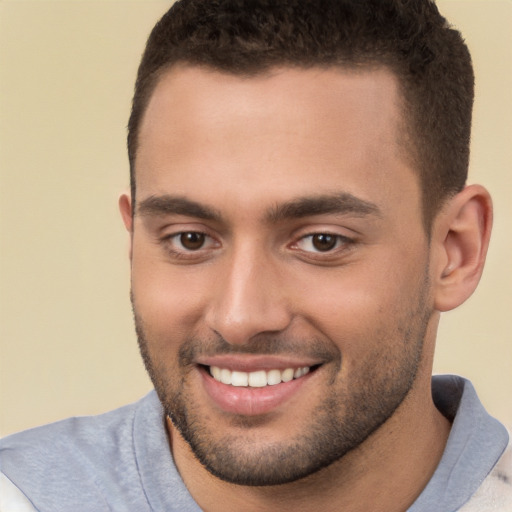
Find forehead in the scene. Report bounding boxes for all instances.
[135,65,420,223]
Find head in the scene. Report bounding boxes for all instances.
[120,0,491,488]
[127,0,475,232]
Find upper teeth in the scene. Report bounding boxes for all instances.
[209,366,310,387]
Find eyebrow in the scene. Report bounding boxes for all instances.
[137,195,222,221]
[266,193,381,222]
[136,192,381,223]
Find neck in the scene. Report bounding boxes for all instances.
[168,375,450,512]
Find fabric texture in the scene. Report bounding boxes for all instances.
[0,375,510,512]
[458,445,512,512]
[0,473,37,512]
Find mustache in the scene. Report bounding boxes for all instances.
[131,295,340,366]
[177,332,341,367]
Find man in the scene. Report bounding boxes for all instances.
[1,0,510,510]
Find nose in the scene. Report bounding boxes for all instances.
[204,246,292,345]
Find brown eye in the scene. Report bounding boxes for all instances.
[180,232,205,250]
[311,234,338,252]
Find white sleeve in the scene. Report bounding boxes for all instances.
[458,437,512,512]
[0,473,37,512]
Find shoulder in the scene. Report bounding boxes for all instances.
[0,391,161,511]
[1,395,144,466]
[459,434,512,512]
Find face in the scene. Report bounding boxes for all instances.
[125,65,435,485]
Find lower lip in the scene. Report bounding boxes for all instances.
[199,367,313,416]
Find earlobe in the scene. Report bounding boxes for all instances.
[433,185,492,312]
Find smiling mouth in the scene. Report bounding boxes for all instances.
[208,365,319,388]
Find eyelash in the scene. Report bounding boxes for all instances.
[160,230,356,261]
[292,233,353,254]
[162,231,218,259]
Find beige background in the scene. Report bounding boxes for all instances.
[0,0,511,437]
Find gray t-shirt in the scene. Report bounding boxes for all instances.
[0,375,508,511]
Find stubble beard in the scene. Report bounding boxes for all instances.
[132,284,431,487]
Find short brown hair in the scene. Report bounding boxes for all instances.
[128,0,474,229]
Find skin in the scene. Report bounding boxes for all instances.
[120,65,492,511]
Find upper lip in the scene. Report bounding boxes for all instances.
[196,355,323,372]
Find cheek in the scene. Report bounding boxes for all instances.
[291,255,425,350]
[131,255,210,343]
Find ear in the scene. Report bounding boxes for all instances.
[119,192,133,259]
[432,184,492,312]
